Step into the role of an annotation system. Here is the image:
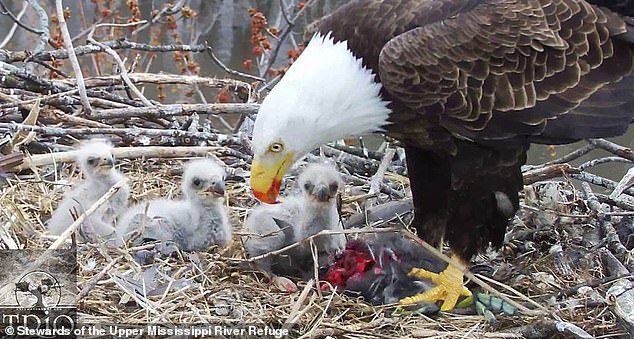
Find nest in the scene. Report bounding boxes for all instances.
[1,140,633,338]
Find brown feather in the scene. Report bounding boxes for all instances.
[313,0,634,260]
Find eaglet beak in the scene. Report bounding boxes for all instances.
[250,153,294,203]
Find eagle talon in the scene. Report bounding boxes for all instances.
[400,255,472,311]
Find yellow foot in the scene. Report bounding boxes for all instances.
[399,255,472,311]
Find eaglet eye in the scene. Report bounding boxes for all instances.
[269,142,284,153]
[329,182,339,193]
[192,178,202,187]
[87,158,98,166]
[303,182,313,191]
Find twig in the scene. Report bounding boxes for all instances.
[579,156,633,171]
[284,278,314,327]
[601,248,634,335]
[71,73,252,92]
[544,143,597,166]
[590,138,634,162]
[131,0,185,35]
[87,21,154,108]
[522,163,580,185]
[610,167,634,200]
[330,143,384,160]
[206,47,265,82]
[55,0,91,113]
[321,145,380,174]
[76,260,117,301]
[554,273,632,299]
[368,147,395,203]
[237,227,401,262]
[15,145,223,172]
[0,1,28,49]
[596,193,634,211]
[0,62,146,107]
[571,172,634,197]
[581,182,629,263]
[261,0,312,77]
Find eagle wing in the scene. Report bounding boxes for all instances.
[378,0,634,145]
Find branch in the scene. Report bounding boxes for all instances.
[90,103,258,120]
[579,156,633,170]
[581,183,629,262]
[0,1,28,49]
[0,40,208,63]
[25,0,50,55]
[87,21,153,108]
[55,0,91,113]
[571,172,634,197]
[522,163,580,185]
[0,122,242,145]
[69,73,252,92]
[206,47,265,82]
[590,138,634,162]
[15,145,223,172]
[368,147,396,197]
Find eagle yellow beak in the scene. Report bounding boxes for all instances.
[250,153,294,203]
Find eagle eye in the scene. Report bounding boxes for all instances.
[269,142,284,153]
[192,178,202,187]
[86,158,98,166]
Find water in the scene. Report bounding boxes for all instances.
[1,0,632,181]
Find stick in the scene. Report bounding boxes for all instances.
[87,21,154,108]
[55,0,91,113]
[206,47,265,82]
[90,103,258,120]
[590,138,634,162]
[368,147,395,198]
[0,40,208,63]
[68,73,252,92]
[25,0,50,55]
[14,145,223,172]
[0,1,28,49]
[581,182,629,264]
[0,122,240,145]
[522,164,580,185]
[237,227,401,263]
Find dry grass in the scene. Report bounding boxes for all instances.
[0,147,629,338]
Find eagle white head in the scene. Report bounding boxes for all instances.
[251,33,391,203]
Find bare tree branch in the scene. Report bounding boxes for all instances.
[55,0,91,113]
[0,40,209,63]
[87,21,154,107]
[0,1,28,49]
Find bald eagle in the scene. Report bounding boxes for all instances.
[250,0,634,310]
